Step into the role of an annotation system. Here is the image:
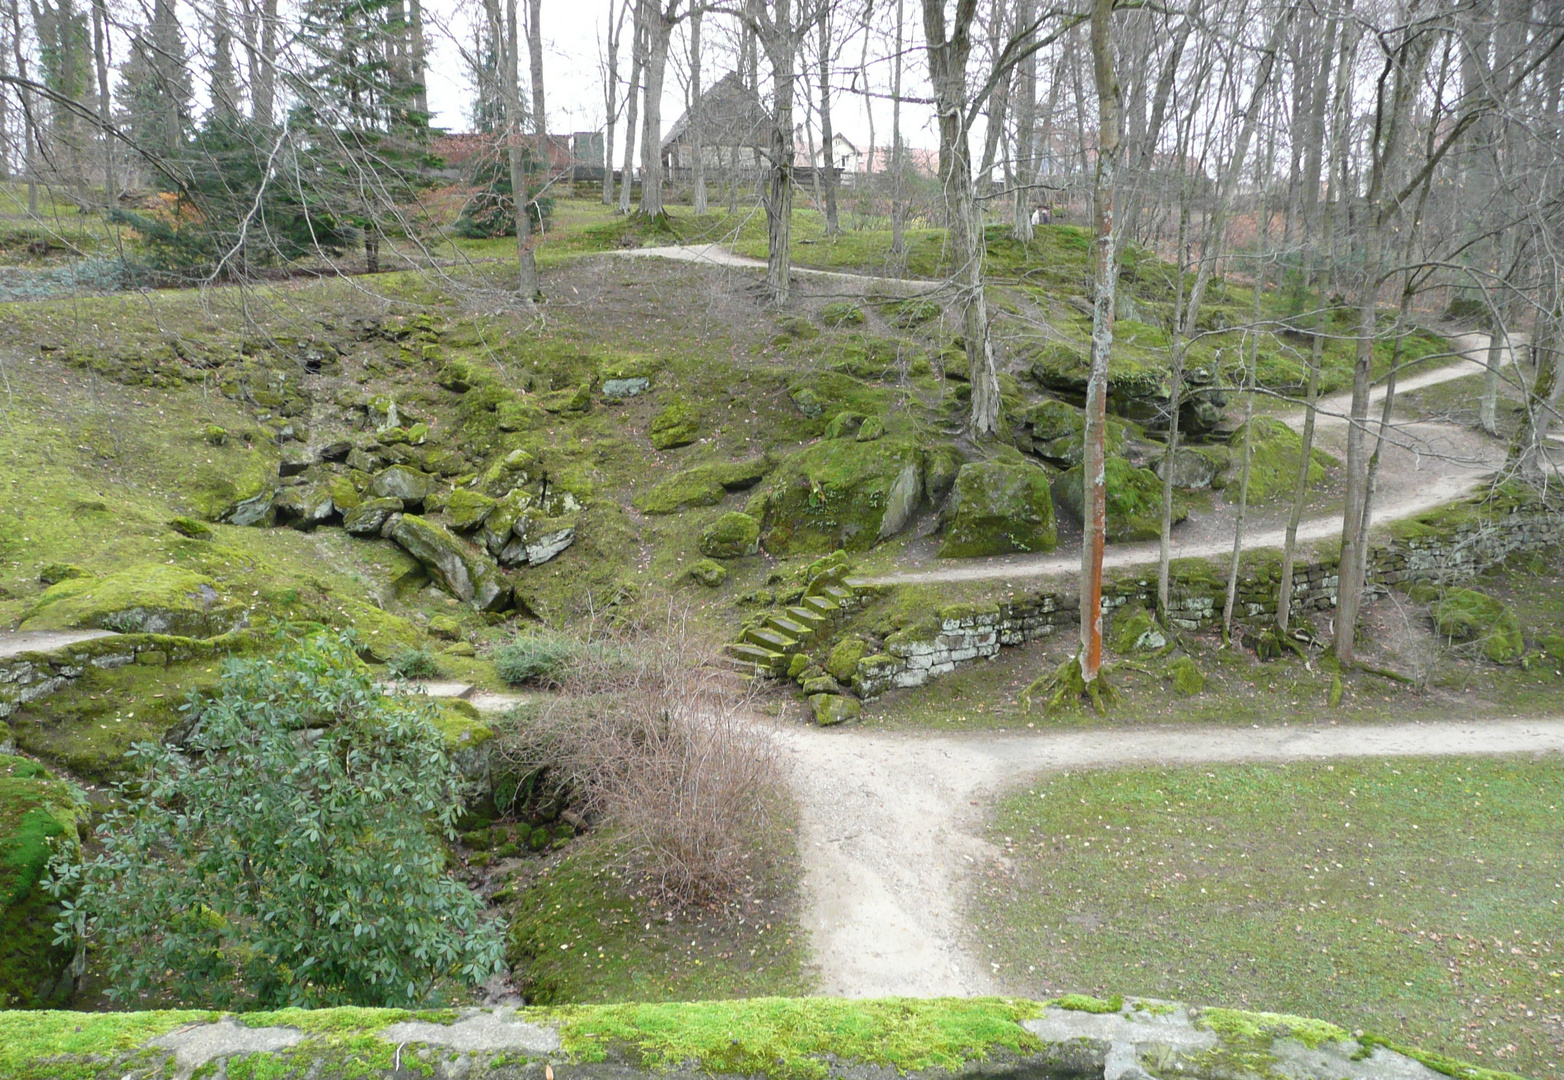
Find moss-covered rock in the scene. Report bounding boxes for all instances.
[759,440,923,555]
[687,559,728,587]
[1052,457,1186,543]
[389,515,509,612]
[786,373,888,425]
[824,411,867,440]
[0,755,82,1009]
[21,565,245,637]
[446,489,497,532]
[1112,608,1167,653]
[811,693,861,725]
[1434,588,1523,663]
[368,464,436,505]
[826,638,869,683]
[336,598,422,662]
[1168,655,1206,695]
[649,399,701,449]
[699,513,761,559]
[342,497,402,536]
[635,458,772,515]
[939,461,1057,558]
[821,303,865,327]
[1228,418,1331,502]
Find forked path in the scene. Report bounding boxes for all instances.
[777,717,1564,998]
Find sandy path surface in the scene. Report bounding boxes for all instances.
[623,243,933,292]
[857,332,1513,588]
[0,629,119,659]
[779,717,1564,997]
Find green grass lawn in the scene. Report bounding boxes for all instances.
[972,756,1564,1078]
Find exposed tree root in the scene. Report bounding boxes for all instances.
[1020,654,1118,714]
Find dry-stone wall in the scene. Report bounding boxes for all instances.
[853,503,1563,699]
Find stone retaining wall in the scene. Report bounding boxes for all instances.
[854,503,1563,699]
[0,630,254,723]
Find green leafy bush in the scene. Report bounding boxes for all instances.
[48,630,504,1008]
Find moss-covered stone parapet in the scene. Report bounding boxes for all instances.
[0,997,1524,1080]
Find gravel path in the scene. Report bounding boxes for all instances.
[0,629,118,659]
[778,716,1564,998]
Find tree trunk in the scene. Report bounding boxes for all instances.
[486,0,537,298]
[690,6,706,213]
[1080,0,1120,685]
[816,7,838,234]
[1156,180,1194,622]
[409,0,428,115]
[1334,29,1434,665]
[1223,253,1265,641]
[618,1,644,214]
[1279,14,1354,634]
[602,0,625,205]
[527,0,546,137]
[9,0,37,212]
[1011,0,1037,242]
[923,0,1001,437]
[758,0,795,304]
[638,3,674,217]
[256,0,277,125]
[890,0,906,259]
[90,0,113,203]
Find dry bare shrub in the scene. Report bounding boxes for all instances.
[495,604,784,907]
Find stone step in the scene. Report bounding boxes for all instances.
[800,594,840,619]
[785,605,827,631]
[722,642,788,676]
[814,583,856,605]
[765,614,812,641]
[742,626,798,653]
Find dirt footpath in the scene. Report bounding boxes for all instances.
[778,717,1564,997]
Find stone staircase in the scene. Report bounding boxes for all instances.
[722,579,861,677]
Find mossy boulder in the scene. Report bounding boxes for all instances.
[687,559,728,587]
[342,497,402,536]
[1052,457,1186,543]
[811,693,862,725]
[635,458,772,515]
[824,411,867,440]
[0,755,83,1008]
[939,460,1057,558]
[368,464,436,505]
[1112,608,1167,653]
[1017,400,1130,468]
[1434,588,1523,663]
[336,599,422,663]
[649,399,701,449]
[1168,655,1206,695]
[446,489,497,532]
[821,303,865,327]
[21,565,245,637]
[389,515,509,612]
[699,512,761,559]
[826,638,869,683]
[758,440,923,555]
[1228,418,1331,501]
[1154,446,1231,490]
[786,372,888,425]
[190,445,277,522]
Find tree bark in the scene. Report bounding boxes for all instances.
[618,0,644,214]
[690,5,706,213]
[1011,0,1037,241]
[256,0,277,125]
[890,0,905,259]
[408,0,428,116]
[1080,0,1120,685]
[923,0,1001,436]
[527,0,546,137]
[486,0,537,298]
[755,0,796,304]
[601,0,626,205]
[816,5,838,234]
[638,1,677,217]
[90,0,113,203]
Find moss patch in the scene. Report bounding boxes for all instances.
[1229,417,1332,502]
[939,461,1057,558]
[21,564,246,637]
[0,756,83,1008]
[1433,589,1523,663]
